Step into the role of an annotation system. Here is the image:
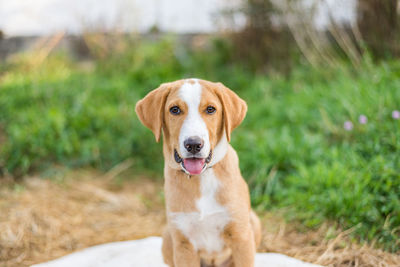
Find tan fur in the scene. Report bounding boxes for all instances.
[136,79,261,267]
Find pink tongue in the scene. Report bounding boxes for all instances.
[183,158,205,175]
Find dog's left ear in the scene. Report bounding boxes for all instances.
[135,83,170,142]
[215,83,247,142]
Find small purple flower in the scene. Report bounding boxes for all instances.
[344,121,353,131]
[392,110,400,120]
[358,115,368,124]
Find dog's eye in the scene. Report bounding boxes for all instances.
[170,106,181,115]
[206,106,216,114]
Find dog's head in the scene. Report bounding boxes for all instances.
[135,79,247,176]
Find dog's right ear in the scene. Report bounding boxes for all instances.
[135,84,170,142]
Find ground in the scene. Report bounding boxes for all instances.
[0,169,399,267]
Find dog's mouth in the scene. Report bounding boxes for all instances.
[174,149,212,176]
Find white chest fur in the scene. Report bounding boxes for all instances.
[169,169,231,253]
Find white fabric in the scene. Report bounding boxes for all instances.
[31,237,323,267]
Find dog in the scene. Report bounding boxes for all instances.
[135,79,261,267]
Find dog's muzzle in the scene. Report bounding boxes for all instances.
[174,149,212,177]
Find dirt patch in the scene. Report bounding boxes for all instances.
[0,170,399,267]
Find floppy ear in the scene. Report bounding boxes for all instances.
[135,84,170,142]
[215,83,247,142]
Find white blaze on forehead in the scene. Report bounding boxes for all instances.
[178,80,210,158]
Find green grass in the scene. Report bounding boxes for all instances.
[234,62,400,251]
[0,37,399,251]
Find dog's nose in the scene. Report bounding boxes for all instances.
[184,136,204,154]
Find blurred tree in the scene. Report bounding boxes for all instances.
[357,0,399,57]
[224,0,298,73]
[223,0,400,70]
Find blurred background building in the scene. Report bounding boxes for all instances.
[0,0,356,36]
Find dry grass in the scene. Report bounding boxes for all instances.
[259,215,400,267]
[0,169,165,267]
[0,170,399,267]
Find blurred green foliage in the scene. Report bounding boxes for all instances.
[0,37,399,251]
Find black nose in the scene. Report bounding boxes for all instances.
[184,136,204,154]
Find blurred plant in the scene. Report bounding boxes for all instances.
[222,0,399,71]
[282,0,362,68]
[82,32,133,60]
[357,0,399,58]
[343,121,353,131]
[221,0,300,73]
[358,115,367,124]
[392,110,400,120]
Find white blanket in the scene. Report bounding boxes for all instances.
[32,237,323,267]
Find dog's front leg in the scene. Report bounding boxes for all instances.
[172,231,200,267]
[226,225,256,267]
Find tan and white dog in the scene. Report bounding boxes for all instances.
[135,79,261,267]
